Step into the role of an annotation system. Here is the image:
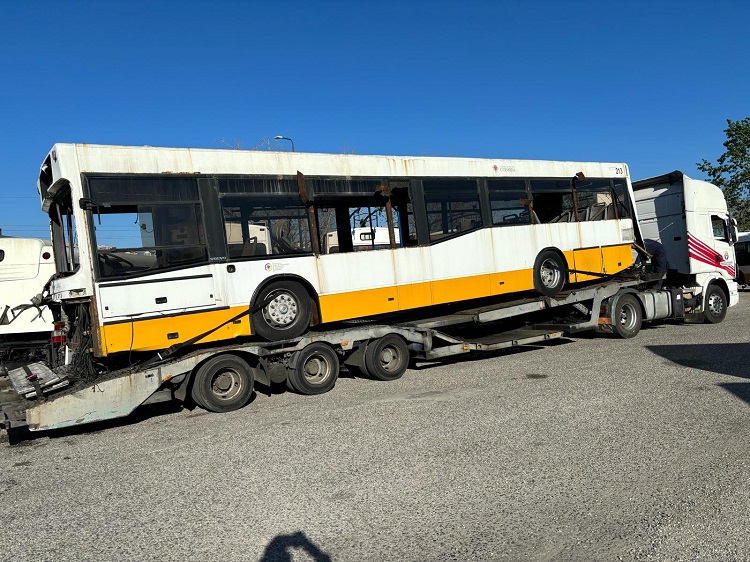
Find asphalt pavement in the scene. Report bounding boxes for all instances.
[2,294,750,562]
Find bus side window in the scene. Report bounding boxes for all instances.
[529,179,573,224]
[423,179,482,243]
[488,179,529,226]
[575,179,615,221]
[219,196,311,259]
[613,179,632,219]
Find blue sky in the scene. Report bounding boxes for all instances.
[1,0,748,238]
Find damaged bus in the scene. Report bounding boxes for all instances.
[38,144,639,367]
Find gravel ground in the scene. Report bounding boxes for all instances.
[1,294,749,562]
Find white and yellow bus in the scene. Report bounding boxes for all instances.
[38,144,639,359]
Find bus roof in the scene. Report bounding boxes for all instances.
[43,143,631,183]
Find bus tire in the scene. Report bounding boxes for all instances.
[533,250,566,297]
[252,280,312,341]
[612,293,642,339]
[703,284,727,324]
[287,342,339,395]
[364,334,410,381]
[191,354,254,413]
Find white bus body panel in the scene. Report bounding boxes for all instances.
[0,237,55,335]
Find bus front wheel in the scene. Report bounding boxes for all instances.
[252,280,312,341]
[533,250,566,297]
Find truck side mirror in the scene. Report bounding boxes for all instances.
[729,224,738,244]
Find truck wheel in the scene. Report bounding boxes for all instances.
[612,294,642,339]
[364,334,409,381]
[703,285,727,324]
[191,355,254,413]
[533,250,566,297]
[287,342,339,395]
[252,280,312,341]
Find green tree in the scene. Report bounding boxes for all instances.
[697,117,750,231]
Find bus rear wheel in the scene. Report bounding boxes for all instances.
[191,354,254,413]
[252,280,312,341]
[287,342,339,395]
[703,285,727,324]
[364,334,410,381]
[533,250,566,297]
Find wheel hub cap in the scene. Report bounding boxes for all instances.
[303,355,330,383]
[265,292,299,327]
[211,369,242,400]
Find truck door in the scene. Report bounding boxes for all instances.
[708,213,736,277]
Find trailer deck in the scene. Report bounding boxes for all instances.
[0,277,646,435]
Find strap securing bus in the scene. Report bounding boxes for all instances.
[141,295,275,368]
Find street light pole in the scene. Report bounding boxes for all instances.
[274,135,295,152]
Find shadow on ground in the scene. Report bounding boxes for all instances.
[646,342,750,405]
[646,343,750,379]
[259,531,332,562]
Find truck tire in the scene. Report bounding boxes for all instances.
[612,293,642,339]
[287,342,339,395]
[191,354,254,413]
[252,280,312,341]
[703,285,727,324]
[364,334,410,381]
[533,250,566,297]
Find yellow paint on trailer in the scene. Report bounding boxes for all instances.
[100,306,251,355]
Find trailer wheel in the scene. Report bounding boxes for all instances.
[252,280,312,341]
[191,355,254,413]
[364,334,410,381]
[533,250,566,297]
[287,342,339,395]
[612,294,642,339]
[703,285,727,324]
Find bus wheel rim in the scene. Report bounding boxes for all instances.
[540,259,561,288]
[264,291,299,327]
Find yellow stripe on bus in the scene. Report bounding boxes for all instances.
[99,307,251,356]
[100,243,633,354]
